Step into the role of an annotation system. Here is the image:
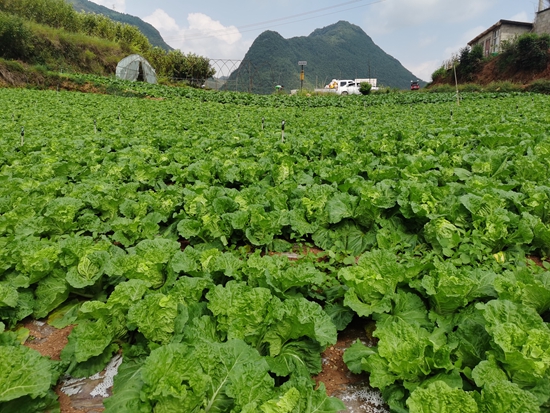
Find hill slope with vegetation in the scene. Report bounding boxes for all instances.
[66,0,173,51]
[226,21,422,94]
[0,0,214,85]
[430,32,550,92]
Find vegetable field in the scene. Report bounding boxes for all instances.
[1,85,550,413]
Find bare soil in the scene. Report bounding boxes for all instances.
[23,320,73,361]
[313,319,376,394]
[313,320,388,413]
[22,320,89,413]
[475,57,550,85]
[527,255,550,268]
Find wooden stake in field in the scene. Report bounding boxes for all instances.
[453,62,460,106]
[20,127,24,146]
[281,120,285,143]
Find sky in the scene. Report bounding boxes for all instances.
[89,0,543,82]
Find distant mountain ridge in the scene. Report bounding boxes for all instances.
[227,21,422,93]
[66,0,173,51]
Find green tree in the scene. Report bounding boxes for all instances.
[456,44,483,81]
[0,12,33,59]
[144,46,169,75]
[0,0,153,53]
[161,50,215,84]
[499,32,550,73]
[0,0,79,31]
[516,33,550,71]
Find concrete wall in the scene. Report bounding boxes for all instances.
[534,9,550,34]
[500,24,532,44]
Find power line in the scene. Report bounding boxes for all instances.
[164,0,384,41]
[223,0,374,30]
[162,0,386,42]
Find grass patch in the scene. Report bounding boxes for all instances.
[526,79,550,94]
[426,84,456,93]
[459,83,484,93]
[1,59,25,73]
[484,81,523,93]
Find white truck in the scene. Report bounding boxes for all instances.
[315,78,378,95]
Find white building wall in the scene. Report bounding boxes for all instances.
[534,9,550,34]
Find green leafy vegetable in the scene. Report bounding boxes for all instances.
[0,345,55,402]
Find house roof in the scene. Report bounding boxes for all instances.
[468,19,533,45]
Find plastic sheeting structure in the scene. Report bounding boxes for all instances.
[116,54,157,84]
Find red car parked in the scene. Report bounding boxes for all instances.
[410,80,420,90]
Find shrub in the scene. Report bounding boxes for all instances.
[499,33,550,72]
[497,40,516,72]
[83,49,96,62]
[33,64,48,75]
[459,83,483,93]
[431,66,448,82]
[359,82,372,95]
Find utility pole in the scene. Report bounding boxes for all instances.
[298,61,307,91]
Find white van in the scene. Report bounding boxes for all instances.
[334,80,361,95]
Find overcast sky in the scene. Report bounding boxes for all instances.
[90,0,541,82]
